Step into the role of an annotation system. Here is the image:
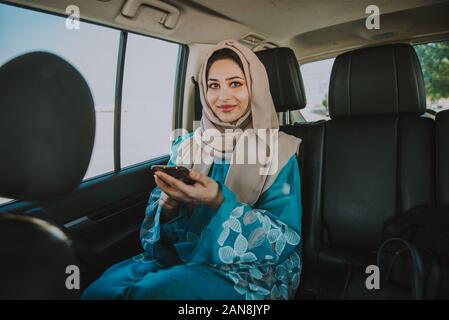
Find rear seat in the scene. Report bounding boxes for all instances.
[284,44,438,299]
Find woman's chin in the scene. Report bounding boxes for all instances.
[220,116,239,124]
[218,112,242,124]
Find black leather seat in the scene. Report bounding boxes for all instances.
[0,52,96,299]
[255,47,307,113]
[282,44,439,299]
[436,110,449,207]
[435,110,449,297]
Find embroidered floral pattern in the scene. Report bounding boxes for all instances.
[218,234,258,264]
[214,205,302,300]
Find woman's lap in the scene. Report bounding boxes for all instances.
[81,255,160,300]
[81,256,244,300]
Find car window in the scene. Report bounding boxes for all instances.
[0,3,119,182]
[0,3,181,206]
[299,58,334,122]
[120,33,179,168]
[414,41,449,114]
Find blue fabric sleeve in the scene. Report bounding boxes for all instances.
[190,155,302,265]
[139,134,192,265]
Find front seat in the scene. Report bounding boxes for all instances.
[0,52,95,299]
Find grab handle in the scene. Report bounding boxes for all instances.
[121,0,180,29]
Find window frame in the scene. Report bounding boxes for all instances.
[114,33,187,172]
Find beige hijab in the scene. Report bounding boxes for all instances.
[176,39,301,206]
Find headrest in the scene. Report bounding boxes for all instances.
[0,52,95,201]
[0,214,79,299]
[329,44,426,118]
[256,47,307,112]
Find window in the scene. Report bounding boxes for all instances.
[0,3,119,182]
[414,41,449,113]
[120,34,179,168]
[299,58,334,122]
[1,4,182,206]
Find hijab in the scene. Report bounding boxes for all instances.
[176,39,302,206]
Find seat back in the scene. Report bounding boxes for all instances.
[0,52,96,299]
[323,44,433,249]
[436,110,449,206]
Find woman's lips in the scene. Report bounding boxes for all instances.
[219,105,236,112]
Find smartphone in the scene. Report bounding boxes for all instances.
[151,165,195,185]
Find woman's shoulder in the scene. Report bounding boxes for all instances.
[278,131,302,150]
[278,153,299,177]
[277,131,301,167]
[168,131,195,165]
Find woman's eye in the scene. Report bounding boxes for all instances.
[208,83,219,89]
[230,81,242,88]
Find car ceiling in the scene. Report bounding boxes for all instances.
[5,0,449,62]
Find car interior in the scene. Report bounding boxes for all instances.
[0,0,449,300]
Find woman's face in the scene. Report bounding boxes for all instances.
[206,58,249,124]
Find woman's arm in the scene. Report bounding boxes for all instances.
[139,134,191,265]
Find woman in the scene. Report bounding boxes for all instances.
[82,39,303,300]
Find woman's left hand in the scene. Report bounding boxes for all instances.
[154,169,224,211]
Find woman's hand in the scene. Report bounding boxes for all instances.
[154,169,224,211]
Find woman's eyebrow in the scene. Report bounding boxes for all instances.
[207,76,244,82]
[226,76,244,81]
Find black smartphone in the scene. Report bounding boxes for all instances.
[151,165,195,185]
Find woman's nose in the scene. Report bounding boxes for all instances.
[218,87,232,101]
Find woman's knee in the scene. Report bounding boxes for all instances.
[82,273,140,300]
[81,278,114,300]
[126,265,238,300]
[127,276,179,299]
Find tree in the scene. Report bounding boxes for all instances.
[415,42,449,102]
